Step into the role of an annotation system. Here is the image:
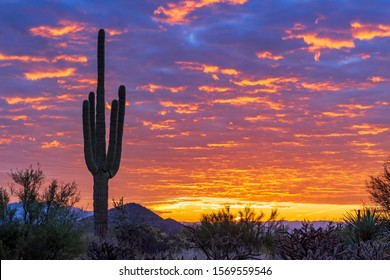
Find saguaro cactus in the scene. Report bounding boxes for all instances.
[82,29,126,238]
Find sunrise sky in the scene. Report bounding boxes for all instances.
[0,0,389,222]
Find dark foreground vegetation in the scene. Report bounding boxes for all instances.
[1,164,390,260]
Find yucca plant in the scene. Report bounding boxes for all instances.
[343,208,383,246]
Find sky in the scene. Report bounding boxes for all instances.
[0,0,389,222]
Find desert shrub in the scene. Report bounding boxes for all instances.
[86,222,185,259]
[275,221,346,260]
[186,206,280,260]
[0,165,85,259]
[343,208,385,245]
[86,198,186,259]
[366,160,390,213]
[86,237,128,260]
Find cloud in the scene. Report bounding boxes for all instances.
[198,85,231,92]
[0,53,48,63]
[368,76,387,83]
[153,0,248,24]
[41,140,66,149]
[350,124,389,135]
[256,51,284,61]
[142,120,176,130]
[176,61,240,78]
[4,96,51,105]
[160,101,199,114]
[231,76,298,93]
[284,23,355,60]
[52,55,88,63]
[24,68,76,80]
[30,20,87,38]
[6,115,28,121]
[137,83,186,93]
[213,96,283,109]
[351,21,390,40]
[284,31,355,51]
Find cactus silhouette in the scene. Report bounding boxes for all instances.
[82,29,126,238]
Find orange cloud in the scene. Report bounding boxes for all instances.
[6,115,28,121]
[256,51,284,61]
[198,85,231,92]
[284,25,355,60]
[0,138,12,145]
[368,76,387,83]
[213,96,283,110]
[142,120,176,130]
[31,105,51,111]
[137,83,185,93]
[41,140,66,149]
[232,76,298,93]
[154,0,248,24]
[52,55,88,63]
[351,21,390,40]
[105,28,128,36]
[176,61,240,77]
[321,111,363,118]
[4,96,50,105]
[338,104,373,110]
[0,53,48,62]
[207,141,241,148]
[160,101,199,114]
[57,93,79,101]
[295,133,355,138]
[244,115,271,122]
[350,124,389,135]
[314,51,321,61]
[30,20,86,38]
[300,81,342,91]
[284,32,355,51]
[321,103,372,118]
[214,96,263,106]
[24,68,76,80]
[272,141,304,147]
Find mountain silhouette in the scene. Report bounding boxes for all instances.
[83,203,184,235]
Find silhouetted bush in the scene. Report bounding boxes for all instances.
[186,206,280,260]
[275,221,346,259]
[0,165,85,259]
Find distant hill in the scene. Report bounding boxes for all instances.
[7,202,93,221]
[82,203,184,235]
[279,220,337,230]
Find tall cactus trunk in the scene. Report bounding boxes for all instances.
[82,29,126,239]
[93,173,109,237]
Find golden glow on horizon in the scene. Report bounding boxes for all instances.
[147,197,365,222]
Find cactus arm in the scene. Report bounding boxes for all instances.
[95,29,106,168]
[104,99,119,174]
[88,91,96,160]
[82,100,98,174]
[109,85,126,178]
